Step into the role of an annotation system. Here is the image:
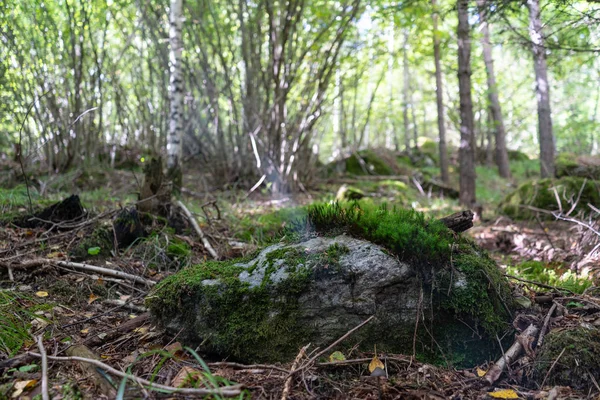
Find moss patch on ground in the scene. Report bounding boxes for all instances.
[499,177,600,219]
[534,327,600,390]
[346,150,395,176]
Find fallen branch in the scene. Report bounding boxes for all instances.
[281,345,309,400]
[1,259,155,287]
[484,323,539,385]
[33,335,49,400]
[537,303,557,349]
[26,352,243,396]
[176,200,219,259]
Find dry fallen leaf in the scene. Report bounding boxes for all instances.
[88,293,100,304]
[35,291,48,298]
[172,366,202,388]
[488,389,519,399]
[368,354,384,373]
[165,342,183,355]
[11,379,38,398]
[476,367,487,377]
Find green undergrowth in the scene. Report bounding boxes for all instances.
[235,206,307,244]
[499,177,600,219]
[507,260,592,294]
[0,290,53,357]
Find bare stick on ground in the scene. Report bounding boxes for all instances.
[176,200,219,259]
[26,352,243,396]
[33,335,49,400]
[2,259,155,286]
[282,344,310,400]
[537,302,557,349]
[484,323,539,385]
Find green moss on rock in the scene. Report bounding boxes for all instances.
[556,153,600,179]
[149,202,514,366]
[534,327,600,390]
[346,150,394,176]
[499,177,600,219]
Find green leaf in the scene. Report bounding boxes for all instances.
[19,364,38,373]
[87,247,101,255]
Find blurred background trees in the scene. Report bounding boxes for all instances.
[2,0,600,197]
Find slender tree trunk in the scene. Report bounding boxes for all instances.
[476,0,511,178]
[432,0,449,184]
[527,0,555,178]
[167,0,184,192]
[457,0,476,206]
[486,107,494,166]
[411,95,418,149]
[402,31,411,151]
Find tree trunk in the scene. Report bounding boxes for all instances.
[476,0,511,178]
[457,0,476,206]
[402,31,411,151]
[167,0,184,193]
[431,0,449,184]
[527,0,555,178]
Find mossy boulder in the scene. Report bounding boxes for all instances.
[556,153,600,179]
[148,203,514,367]
[346,150,395,175]
[499,177,600,220]
[534,327,600,390]
[335,185,365,201]
[508,149,530,162]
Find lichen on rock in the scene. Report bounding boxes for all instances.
[147,202,515,367]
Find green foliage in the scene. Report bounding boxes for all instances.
[507,260,592,294]
[87,247,101,256]
[0,290,50,356]
[499,177,600,219]
[235,207,307,244]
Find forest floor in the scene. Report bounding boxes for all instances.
[1,159,600,399]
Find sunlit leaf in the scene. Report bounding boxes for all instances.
[488,389,519,399]
[329,351,346,362]
[35,291,48,297]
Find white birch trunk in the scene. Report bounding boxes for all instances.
[167,0,184,173]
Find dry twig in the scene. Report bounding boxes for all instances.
[281,344,309,400]
[33,335,49,400]
[26,352,243,396]
[176,200,219,259]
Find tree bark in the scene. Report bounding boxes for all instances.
[457,0,476,206]
[527,0,555,178]
[431,0,449,184]
[402,31,411,151]
[476,0,511,178]
[167,0,184,192]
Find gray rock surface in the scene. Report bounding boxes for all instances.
[148,234,512,365]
